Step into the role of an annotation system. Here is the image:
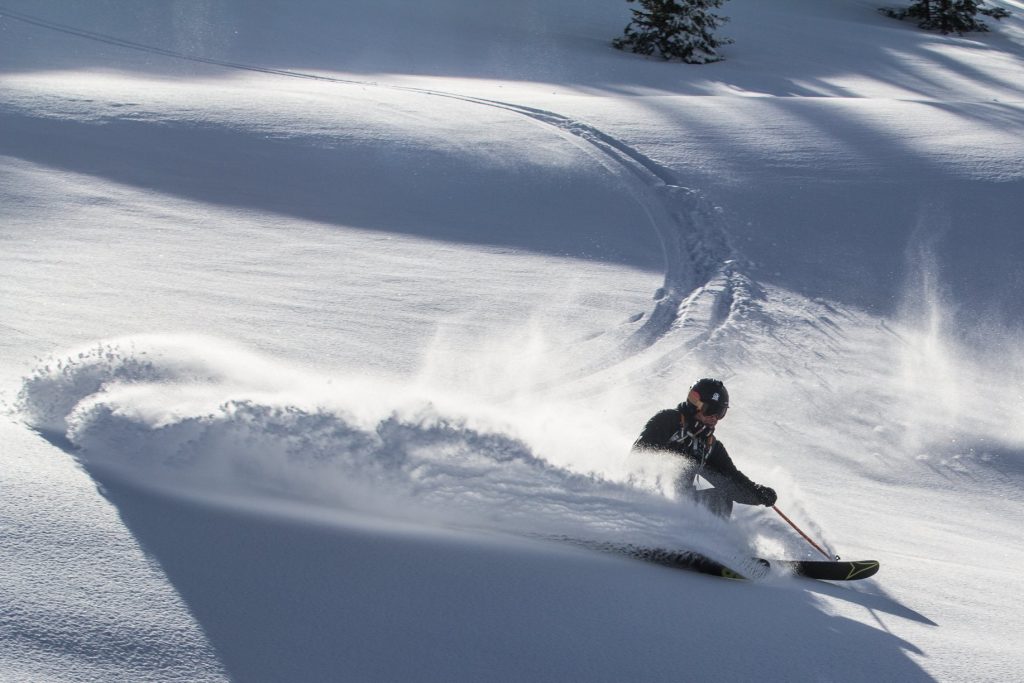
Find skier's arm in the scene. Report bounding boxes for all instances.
[631,410,681,452]
[702,441,775,506]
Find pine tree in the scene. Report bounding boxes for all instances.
[613,0,732,64]
[881,0,1010,34]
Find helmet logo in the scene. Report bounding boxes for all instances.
[712,392,720,401]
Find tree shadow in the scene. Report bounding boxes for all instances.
[619,83,1024,319]
[0,108,662,271]
[3,1,1022,319]
[2,0,1021,100]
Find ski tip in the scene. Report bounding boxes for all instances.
[845,560,880,580]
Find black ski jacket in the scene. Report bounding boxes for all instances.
[633,406,765,505]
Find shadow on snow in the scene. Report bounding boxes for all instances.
[73,456,935,683]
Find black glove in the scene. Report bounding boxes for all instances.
[755,485,777,507]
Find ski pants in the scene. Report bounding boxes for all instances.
[676,473,735,518]
[692,488,734,518]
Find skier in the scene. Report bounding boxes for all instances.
[633,378,777,518]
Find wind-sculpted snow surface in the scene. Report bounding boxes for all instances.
[17,336,760,564]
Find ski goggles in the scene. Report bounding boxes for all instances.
[699,399,728,419]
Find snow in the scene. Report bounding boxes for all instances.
[1,0,1023,680]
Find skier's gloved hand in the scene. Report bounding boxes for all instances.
[755,485,777,507]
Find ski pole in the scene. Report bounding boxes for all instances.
[772,506,837,560]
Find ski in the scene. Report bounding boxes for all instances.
[633,548,880,581]
[775,559,880,581]
[547,536,880,581]
[619,545,766,579]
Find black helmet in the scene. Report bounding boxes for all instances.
[689,378,729,418]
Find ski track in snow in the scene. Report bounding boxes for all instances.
[0,4,741,351]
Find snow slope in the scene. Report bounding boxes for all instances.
[2,0,1023,680]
